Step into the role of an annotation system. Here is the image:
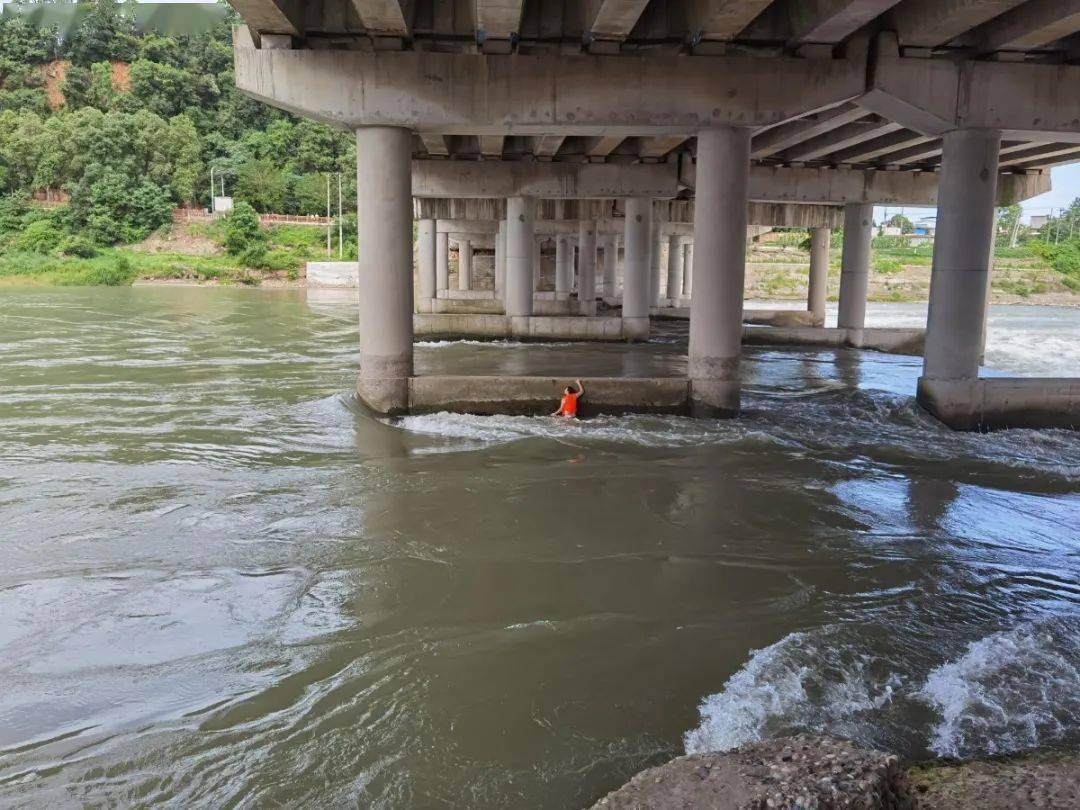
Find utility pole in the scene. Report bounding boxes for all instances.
[337,172,343,259]
[326,173,332,257]
[209,167,215,214]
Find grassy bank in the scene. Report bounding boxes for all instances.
[0,220,335,288]
[747,233,1078,306]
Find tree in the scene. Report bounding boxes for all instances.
[61,65,92,108]
[886,213,913,234]
[997,204,1023,246]
[234,158,287,212]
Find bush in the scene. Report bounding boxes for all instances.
[0,193,30,235]
[14,218,64,253]
[58,235,99,257]
[69,168,175,244]
[222,201,266,256]
[873,257,903,275]
[1029,239,1080,279]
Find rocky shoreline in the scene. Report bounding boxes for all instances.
[589,735,1079,809]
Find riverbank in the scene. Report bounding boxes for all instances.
[590,736,1080,809]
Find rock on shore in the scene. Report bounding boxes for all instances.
[590,734,916,810]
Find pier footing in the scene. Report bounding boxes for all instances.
[407,376,689,416]
[917,378,1080,431]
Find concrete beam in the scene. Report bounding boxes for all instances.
[234,37,866,133]
[778,117,902,162]
[584,0,651,43]
[584,136,626,157]
[479,135,504,158]
[476,0,525,42]
[420,133,449,157]
[828,129,934,164]
[349,0,410,37]
[412,159,679,199]
[892,0,1028,48]
[639,136,688,159]
[227,0,303,36]
[751,104,868,158]
[965,0,1080,54]
[533,135,566,158]
[687,0,774,42]
[784,0,903,44]
[677,161,1047,205]
[863,31,1080,141]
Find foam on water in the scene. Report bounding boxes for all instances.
[683,627,901,755]
[918,616,1080,758]
[684,617,1080,760]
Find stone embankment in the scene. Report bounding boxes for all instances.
[590,735,1080,810]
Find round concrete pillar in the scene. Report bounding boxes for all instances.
[807,227,830,326]
[555,236,573,299]
[458,239,473,291]
[356,126,413,414]
[923,128,1001,382]
[837,203,873,333]
[666,234,683,304]
[688,128,751,417]
[505,196,535,318]
[494,221,506,298]
[417,219,436,311]
[601,235,617,299]
[622,198,652,341]
[533,238,542,291]
[578,220,597,316]
[436,231,449,292]
[649,216,662,307]
[683,243,693,298]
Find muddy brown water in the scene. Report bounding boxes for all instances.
[0,287,1078,808]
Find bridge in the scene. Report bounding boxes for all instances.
[226,0,1080,429]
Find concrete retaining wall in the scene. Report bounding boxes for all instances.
[743,326,925,356]
[918,377,1080,431]
[409,375,690,416]
[307,261,359,287]
[414,313,629,341]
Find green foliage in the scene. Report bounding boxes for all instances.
[234,158,287,212]
[1029,239,1080,279]
[873,257,903,275]
[886,213,913,234]
[14,217,64,253]
[68,167,174,244]
[0,192,29,234]
[222,201,266,257]
[872,235,909,250]
[58,234,99,258]
[61,65,92,108]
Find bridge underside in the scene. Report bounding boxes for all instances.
[229,0,1080,430]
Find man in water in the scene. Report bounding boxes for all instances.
[552,379,585,418]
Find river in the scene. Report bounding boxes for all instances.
[0,287,1078,808]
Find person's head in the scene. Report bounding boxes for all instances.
[564,386,574,395]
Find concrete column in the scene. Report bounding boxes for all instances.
[837,202,872,336]
[665,234,683,305]
[533,238,542,291]
[436,231,449,293]
[417,218,436,312]
[494,220,506,299]
[688,127,751,417]
[683,243,693,298]
[922,128,1001,384]
[807,227,830,326]
[578,220,597,315]
[458,239,473,291]
[356,126,412,414]
[555,236,573,299]
[505,196,535,319]
[622,197,652,340]
[601,235,617,299]
[649,216,662,307]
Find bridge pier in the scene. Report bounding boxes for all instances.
[356,126,413,415]
[622,198,652,341]
[808,227,830,327]
[666,234,684,308]
[689,128,751,417]
[837,203,872,343]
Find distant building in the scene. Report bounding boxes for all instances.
[1029,214,1049,232]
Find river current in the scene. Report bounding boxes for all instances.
[0,287,1078,808]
